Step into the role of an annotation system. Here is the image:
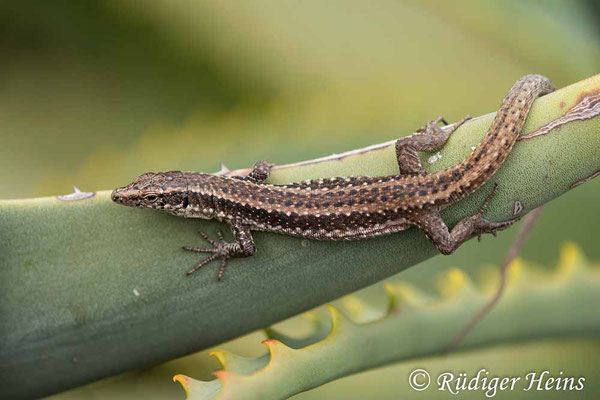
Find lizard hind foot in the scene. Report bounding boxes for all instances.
[474,215,520,242]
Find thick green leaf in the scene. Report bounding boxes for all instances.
[176,244,600,400]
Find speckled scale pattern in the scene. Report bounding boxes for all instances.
[112,74,555,278]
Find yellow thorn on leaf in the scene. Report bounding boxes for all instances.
[261,339,295,367]
[339,295,382,323]
[173,374,192,398]
[438,268,475,298]
[384,282,433,312]
[325,305,356,339]
[557,242,586,277]
[506,258,525,286]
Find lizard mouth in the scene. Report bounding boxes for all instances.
[111,188,128,205]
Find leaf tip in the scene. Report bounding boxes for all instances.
[383,283,398,313]
[438,268,475,298]
[557,242,587,277]
[173,374,192,398]
[506,258,526,285]
[384,282,431,311]
[209,349,228,369]
[261,338,295,365]
[326,304,356,337]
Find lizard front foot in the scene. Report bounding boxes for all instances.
[183,231,242,280]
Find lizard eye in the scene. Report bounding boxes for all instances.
[144,194,158,202]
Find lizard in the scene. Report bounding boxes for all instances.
[112,74,555,281]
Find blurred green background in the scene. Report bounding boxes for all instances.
[1,0,598,399]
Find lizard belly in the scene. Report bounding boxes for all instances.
[249,216,412,240]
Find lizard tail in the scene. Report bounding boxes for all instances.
[437,74,555,205]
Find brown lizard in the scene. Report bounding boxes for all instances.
[112,74,555,280]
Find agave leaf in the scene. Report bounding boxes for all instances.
[177,244,600,400]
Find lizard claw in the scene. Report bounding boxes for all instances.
[473,216,520,241]
[445,115,471,135]
[197,230,218,246]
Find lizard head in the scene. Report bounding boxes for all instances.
[111,171,189,216]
